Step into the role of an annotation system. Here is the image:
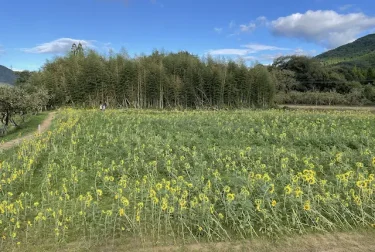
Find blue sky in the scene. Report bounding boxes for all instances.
[0,0,375,71]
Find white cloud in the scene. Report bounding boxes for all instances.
[256,16,268,25]
[208,49,250,56]
[242,44,290,52]
[271,10,375,48]
[209,43,292,57]
[214,27,223,34]
[293,48,317,56]
[22,38,95,54]
[11,68,26,72]
[239,22,256,32]
[339,4,354,11]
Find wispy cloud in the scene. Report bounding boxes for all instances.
[256,16,268,25]
[294,48,317,56]
[0,45,5,55]
[22,38,95,54]
[229,20,236,29]
[208,43,292,57]
[207,43,307,64]
[214,27,223,34]
[103,42,115,53]
[228,17,267,36]
[242,44,290,52]
[339,4,354,11]
[239,23,256,33]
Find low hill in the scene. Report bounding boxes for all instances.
[0,65,16,85]
[315,33,375,68]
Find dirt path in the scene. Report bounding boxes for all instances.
[48,231,375,252]
[0,112,56,151]
[282,104,375,112]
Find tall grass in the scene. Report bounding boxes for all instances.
[0,109,374,250]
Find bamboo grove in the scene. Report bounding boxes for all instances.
[26,47,275,109]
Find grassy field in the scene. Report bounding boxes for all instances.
[0,112,49,143]
[0,109,375,251]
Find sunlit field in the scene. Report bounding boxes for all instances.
[1,109,375,250]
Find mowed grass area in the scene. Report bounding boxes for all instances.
[0,112,49,143]
[1,109,375,251]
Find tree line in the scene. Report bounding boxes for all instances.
[11,45,375,111]
[270,56,375,105]
[16,45,275,109]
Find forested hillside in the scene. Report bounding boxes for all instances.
[316,33,375,68]
[0,65,16,85]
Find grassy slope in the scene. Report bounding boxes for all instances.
[0,112,49,143]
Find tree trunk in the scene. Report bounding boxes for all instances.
[5,111,9,126]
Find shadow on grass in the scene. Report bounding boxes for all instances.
[0,112,49,143]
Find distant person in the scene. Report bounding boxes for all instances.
[100,101,103,111]
[103,102,107,111]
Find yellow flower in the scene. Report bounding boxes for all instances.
[284,185,292,195]
[96,189,103,196]
[119,208,125,217]
[303,200,311,211]
[223,185,231,193]
[269,184,275,194]
[152,197,159,204]
[356,180,368,189]
[149,189,156,198]
[295,187,303,197]
[121,196,129,206]
[218,213,224,219]
[271,200,277,207]
[168,206,175,213]
[226,193,235,202]
[161,198,168,211]
[354,196,362,206]
[137,202,144,209]
[255,199,262,211]
[263,173,271,182]
[179,199,187,208]
[156,183,163,191]
[356,162,364,169]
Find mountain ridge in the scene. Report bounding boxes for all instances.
[0,65,17,85]
[315,34,375,68]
